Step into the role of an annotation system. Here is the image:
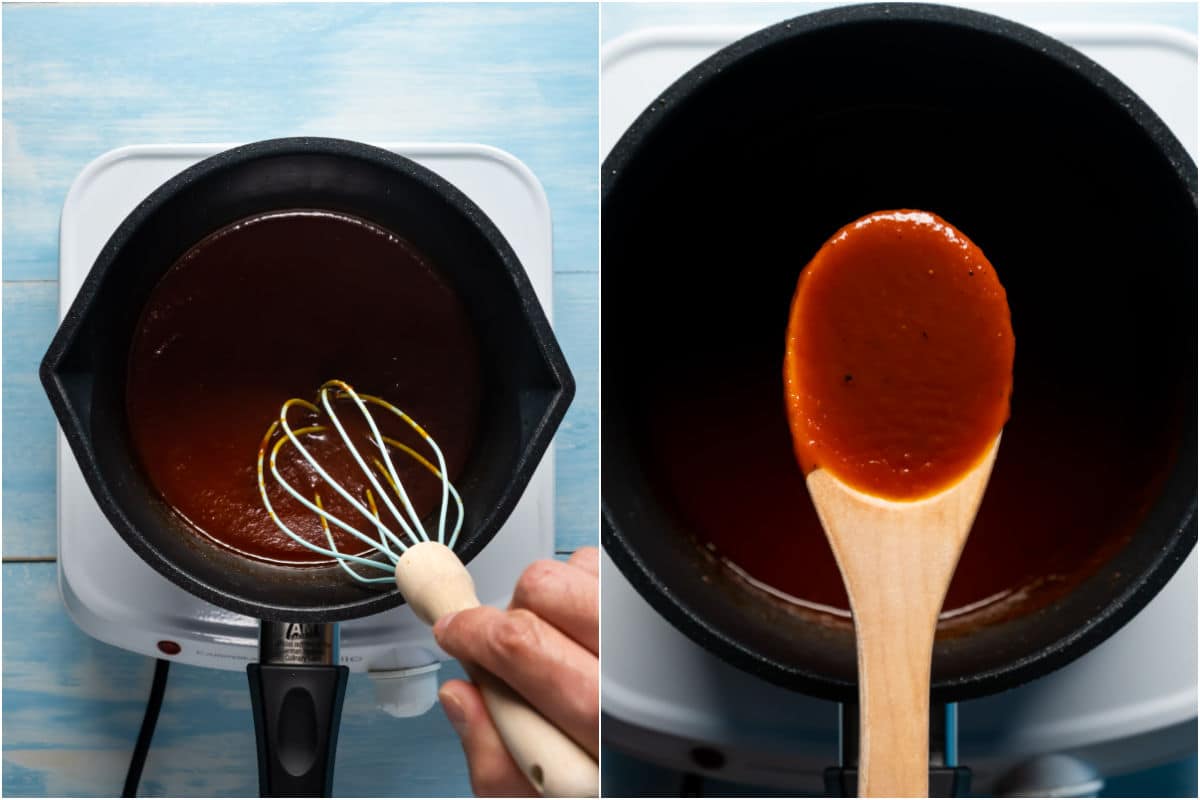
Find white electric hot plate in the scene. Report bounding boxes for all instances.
[600,23,1198,796]
[57,142,557,718]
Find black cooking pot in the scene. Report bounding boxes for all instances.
[602,3,1196,705]
[42,137,574,794]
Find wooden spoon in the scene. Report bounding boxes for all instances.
[784,210,1014,797]
[807,438,999,796]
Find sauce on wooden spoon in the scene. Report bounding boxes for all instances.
[785,210,1014,499]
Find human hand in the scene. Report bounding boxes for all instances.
[433,547,599,796]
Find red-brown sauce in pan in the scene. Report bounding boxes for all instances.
[643,214,1173,628]
[126,210,482,564]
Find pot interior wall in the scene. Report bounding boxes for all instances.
[603,11,1197,698]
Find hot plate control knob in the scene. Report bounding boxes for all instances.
[368,662,442,718]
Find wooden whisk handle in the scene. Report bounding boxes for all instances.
[394,542,599,797]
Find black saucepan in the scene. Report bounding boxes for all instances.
[602,0,1196,712]
[42,137,574,794]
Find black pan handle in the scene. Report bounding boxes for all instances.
[247,663,349,797]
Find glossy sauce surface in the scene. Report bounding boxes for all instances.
[642,211,1171,626]
[127,210,481,563]
[784,210,1014,499]
[646,362,1153,624]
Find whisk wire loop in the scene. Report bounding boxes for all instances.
[357,390,459,549]
[256,380,465,583]
[318,381,429,545]
[313,493,392,584]
[267,430,407,560]
[270,416,413,555]
[256,423,378,567]
[371,444,465,549]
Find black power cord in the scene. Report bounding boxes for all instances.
[122,658,171,797]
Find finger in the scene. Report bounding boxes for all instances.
[510,558,599,654]
[435,607,599,756]
[439,679,537,797]
[566,547,599,576]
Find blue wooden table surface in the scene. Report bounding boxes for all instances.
[2,4,597,796]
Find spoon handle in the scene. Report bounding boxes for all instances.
[844,545,943,797]
[808,439,999,797]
